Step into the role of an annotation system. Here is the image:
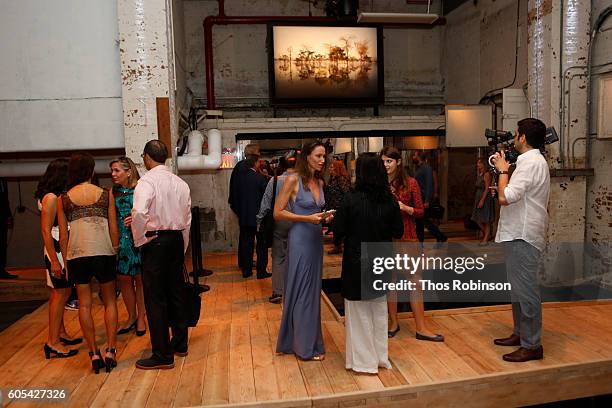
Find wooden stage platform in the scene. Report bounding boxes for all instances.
[1,253,612,407]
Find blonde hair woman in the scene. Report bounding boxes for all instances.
[110,157,146,337]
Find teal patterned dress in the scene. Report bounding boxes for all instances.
[113,185,141,276]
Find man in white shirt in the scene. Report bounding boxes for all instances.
[132,140,192,370]
[491,118,550,363]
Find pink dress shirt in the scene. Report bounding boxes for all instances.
[131,165,192,252]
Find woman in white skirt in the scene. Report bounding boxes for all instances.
[334,153,404,373]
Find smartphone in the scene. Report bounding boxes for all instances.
[323,209,336,219]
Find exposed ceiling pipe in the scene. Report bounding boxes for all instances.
[177,128,222,171]
[203,0,445,109]
[0,157,114,178]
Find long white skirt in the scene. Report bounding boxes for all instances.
[344,295,391,373]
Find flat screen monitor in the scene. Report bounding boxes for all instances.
[268,24,384,106]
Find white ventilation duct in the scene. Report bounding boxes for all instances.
[177,128,222,171]
[0,157,114,178]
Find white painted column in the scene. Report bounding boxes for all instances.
[117,0,174,163]
[528,0,591,283]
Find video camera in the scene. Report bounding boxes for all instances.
[485,127,559,168]
[485,129,519,166]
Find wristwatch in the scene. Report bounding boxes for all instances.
[498,170,509,175]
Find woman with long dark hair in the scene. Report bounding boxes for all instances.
[110,157,146,336]
[334,153,403,373]
[381,146,443,342]
[35,159,82,359]
[57,153,120,373]
[274,141,330,360]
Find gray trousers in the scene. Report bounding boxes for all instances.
[271,223,291,295]
[504,239,542,349]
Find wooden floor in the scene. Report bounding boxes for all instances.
[2,252,612,407]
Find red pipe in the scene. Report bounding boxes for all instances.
[218,0,225,17]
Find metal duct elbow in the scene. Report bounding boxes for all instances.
[177,128,222,171]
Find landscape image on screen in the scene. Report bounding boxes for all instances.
[272,26,379,100]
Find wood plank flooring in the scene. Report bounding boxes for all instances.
[1,253,612,407]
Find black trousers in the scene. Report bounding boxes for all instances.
[415,209,447,242]
[238,225,268,276]
[0,218,7,273]
[141,231,188,361]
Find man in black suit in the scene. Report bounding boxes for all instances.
[228,144,271,279]
[0,178,17,279]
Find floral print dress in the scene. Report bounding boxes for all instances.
[113,185,141,276]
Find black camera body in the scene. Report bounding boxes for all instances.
[485,129,519,165]
[485,127,559,167]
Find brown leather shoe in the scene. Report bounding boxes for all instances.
[503,346,543,362]
[494,334,520,347]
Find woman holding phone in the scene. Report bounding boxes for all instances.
[110,157,146,337]
[274,141,330,361]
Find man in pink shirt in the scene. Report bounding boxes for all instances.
[131,140,192,370]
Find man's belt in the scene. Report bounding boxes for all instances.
[145,230,182,238]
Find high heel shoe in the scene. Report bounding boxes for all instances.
[388,324,400,338]
[117,321,137,335]
[89,350,105,374]
[105,348,117,373]
[59,336,83,346]
[415,332,445,342]
[43,344,78,359]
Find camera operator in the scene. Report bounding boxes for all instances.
[491,118,550,363]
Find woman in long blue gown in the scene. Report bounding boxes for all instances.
[274,141,330,360]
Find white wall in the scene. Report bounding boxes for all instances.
[586,0,612,287]
[0,0,124,152]
[173,0,188,113]
[443,0,529,104]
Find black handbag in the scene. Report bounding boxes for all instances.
[259,175,277,248]
[183,265,201,327]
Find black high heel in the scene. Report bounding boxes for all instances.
[59,336,83,346]
[89,350,105,374]
[43,344,78,359]
[388,324,400,338]
[117,321,137,335]
[105,348,117,373]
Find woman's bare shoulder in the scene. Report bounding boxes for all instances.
[284,174,299,186]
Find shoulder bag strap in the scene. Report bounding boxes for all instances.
[271,175,278,211]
